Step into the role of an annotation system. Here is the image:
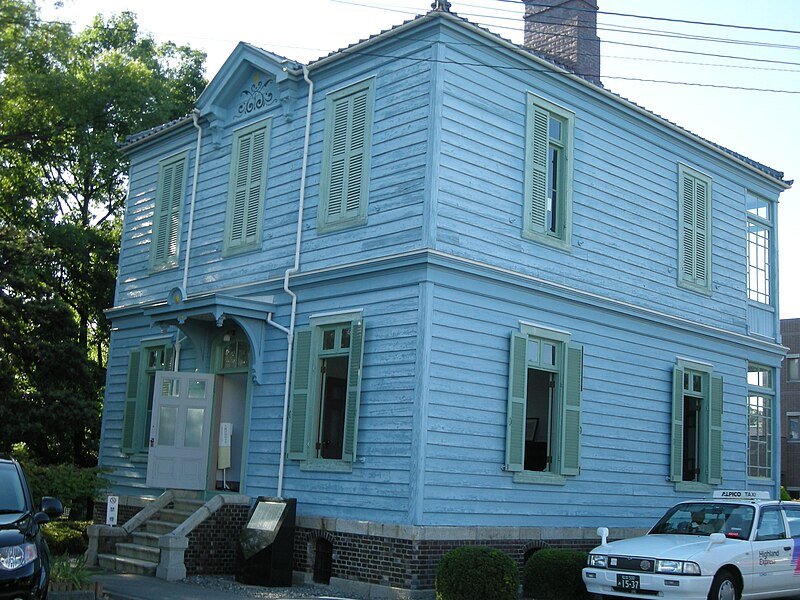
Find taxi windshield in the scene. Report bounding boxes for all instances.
[650,503,755,539]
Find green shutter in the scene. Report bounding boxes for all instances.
[560,343,583,476]
[287,328,313,460]
[525,103,550,234]
[694,178,709,286]
[708,375,723,485]
[505,333,528,472]
[152,156,185,268]
[670,366,685,482]
[227,120,270,251]
[679,166,711,290]
[121,350,141,453]
[341,319,365,463]
[319,80,373,230]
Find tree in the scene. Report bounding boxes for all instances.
[0,0,206,465]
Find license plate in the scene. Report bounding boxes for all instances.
[617,574,640,591]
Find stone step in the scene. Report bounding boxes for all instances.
[157,507,195,522]
[171,498,205,513]
[145,519,181,535]
[131,531,160,548]
[98,553,157,577]
[115,542,160,563]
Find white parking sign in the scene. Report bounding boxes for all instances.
[106,495,118,526]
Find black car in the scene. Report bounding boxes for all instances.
[0,456,63,600]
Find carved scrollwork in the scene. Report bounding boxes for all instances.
[238,78,278,116]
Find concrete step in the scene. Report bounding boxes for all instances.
[145,520,180,535]
[171,498,205,513]
[131,531,160,548]
[98,553,157,576]
[115,542,160,563]
[157,507,194,522]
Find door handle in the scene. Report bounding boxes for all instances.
[785,546,792,551]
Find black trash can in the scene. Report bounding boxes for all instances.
[235,496,296,587]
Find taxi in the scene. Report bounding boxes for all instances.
[582,491,800,600]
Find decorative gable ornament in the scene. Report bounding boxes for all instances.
[237,77,279,118]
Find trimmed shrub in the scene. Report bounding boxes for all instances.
[522,548,591,600]
[435,546,519,600]
[43,520,91,555]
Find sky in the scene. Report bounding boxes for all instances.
[39,0,800,319]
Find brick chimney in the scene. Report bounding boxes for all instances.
[523,0,601,85]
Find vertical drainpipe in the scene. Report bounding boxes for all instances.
[174,109,203,370]
[276,65,314,497]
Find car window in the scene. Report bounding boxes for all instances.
[755,507,787,541]
[785,505,800,539]
[650,503,754,537]
[0,464,25,512]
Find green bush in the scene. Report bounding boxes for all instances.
[435,546,519,600]
[50,554,92,588]
[43,520,92,556]
[522,548,591,600]
[781,486,792,501]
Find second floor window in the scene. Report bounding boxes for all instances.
[677,164,712,294]
[747,192,773,305]
[523,93,574,249]
[150,153,188,271]
[224,118,271,255]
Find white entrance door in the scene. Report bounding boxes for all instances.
[146,372,215,490]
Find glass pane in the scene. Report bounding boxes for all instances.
[158,407,178,446]
[237,343,250,368]
[223,343,237,369]
[185,408,204,448]
[542,343,556,367]
[748,364,772,389]
[549,116,562,141]
[789,357,800,382]
[323,329,336,350]
[148,349,164,369]
[790,417,800,441]
[160,378,180,397]
[692,374,702,393]
[341,327,351,349]
[188,379,206,398]
[746,193,770,220]
[528,339,539,364]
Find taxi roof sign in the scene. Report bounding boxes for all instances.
[712,490,771,500]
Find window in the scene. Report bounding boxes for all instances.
[150,153,188,271]
[318,78,375,233]
[677,164,712,294]
[755,507,786,541]
[788,414,800,442]
[224,118,271,255]
[523,93,574,248]
[670,359,722,490]
[505,325,583,484]
[787,355,800,382]
[748,363,773,479]
[287,315,365,470]
[121,340,174,456]
[747,192,773,305]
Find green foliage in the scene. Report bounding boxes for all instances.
[50,553,92,586]
[43,521,92,556]
[522,548,591,600]
[781,486,792,501]
[0,0,206,465]
[435,546,519,600]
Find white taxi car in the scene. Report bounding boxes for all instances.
[582,491,800,600]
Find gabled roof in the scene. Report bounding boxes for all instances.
[120,6,790,188]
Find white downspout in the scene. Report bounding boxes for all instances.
[277,65,314,497]
[183,109,203,296]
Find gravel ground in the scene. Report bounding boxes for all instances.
[184,575,367,599]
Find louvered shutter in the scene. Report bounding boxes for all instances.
[505,333,528,472]
[341,320,365,463]
[708,375,723,485]
[227,121,269,250]
[526,104,550,234]
[679,168,711,289]
[326,90,369,222]
[560,343,583,476]
[670,366,684,482]
[121,350,141,453]
[152,157,185,267]
[287,328,313,460]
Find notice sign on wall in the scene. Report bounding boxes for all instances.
[106,495,119,526]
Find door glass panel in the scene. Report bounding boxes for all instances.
[160,377,180,397]
[158,407,178,446]
[188,379,206,398]
[185,408,204,447]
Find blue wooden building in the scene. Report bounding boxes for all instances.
[92,2,792,595]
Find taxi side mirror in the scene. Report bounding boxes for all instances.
[707,532,726,549]
[597,526,609,545]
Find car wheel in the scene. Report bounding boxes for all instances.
[708,569,740,600]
